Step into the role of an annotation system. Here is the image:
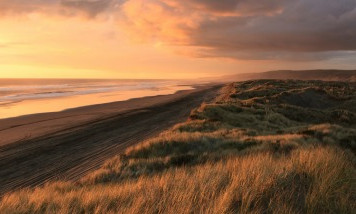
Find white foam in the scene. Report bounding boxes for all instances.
[0,80,180,103]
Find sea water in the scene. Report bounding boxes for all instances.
[0,79,194,119]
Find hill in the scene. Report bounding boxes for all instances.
[0,80,355,213]
[212,70,356,82]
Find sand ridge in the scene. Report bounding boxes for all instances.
[0,84,221,195]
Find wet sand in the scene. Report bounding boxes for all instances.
[0,84,221,195]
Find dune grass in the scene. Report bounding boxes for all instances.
[1,80,355,213]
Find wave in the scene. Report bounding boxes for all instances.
[0,80,177,103]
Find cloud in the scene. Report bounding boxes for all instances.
[0,41,28,48]
[1,0,356,61]
[187,0,284,15]
[119,0,356,60]
[60,0,115,17]
[0,0,118,17]
[0,0,56,15]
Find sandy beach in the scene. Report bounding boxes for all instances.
[0,84,221,195]
[1,1,354,211]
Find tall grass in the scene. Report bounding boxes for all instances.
[1,80,355,213]
[1,147,354,213]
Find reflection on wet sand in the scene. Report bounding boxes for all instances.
[0,86,193,119]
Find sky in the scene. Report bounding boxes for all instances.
[0,0,355,79]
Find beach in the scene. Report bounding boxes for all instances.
[0,79,195,119]
[0,84,221,195]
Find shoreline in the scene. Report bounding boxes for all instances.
[0,84,195,120]
[0,85,209,147]
[0,84,222,195]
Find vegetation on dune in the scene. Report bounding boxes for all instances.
[1,80,355,213]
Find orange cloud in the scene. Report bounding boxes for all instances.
[0,0,356,80]
[118,0,356,60]
[2,0,356,61]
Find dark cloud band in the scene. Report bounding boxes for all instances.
[1,0,355,61]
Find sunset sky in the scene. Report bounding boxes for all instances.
[0,0,355,79]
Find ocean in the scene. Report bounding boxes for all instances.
[0,79,194,119]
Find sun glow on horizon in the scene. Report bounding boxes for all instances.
[0,13,230,79]
[0,66,215,80]
[0,1,355,79]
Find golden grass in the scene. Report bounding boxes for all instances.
[1,80,355,213]
[252,133,305,142]
[1,147,354,214]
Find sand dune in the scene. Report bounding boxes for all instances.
[1,80,354,213]
[0,85,221,195]
[212,69,356,82]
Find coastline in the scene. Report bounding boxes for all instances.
[0,85,205,146]
[0,84,194,120]
[0,84,222,195]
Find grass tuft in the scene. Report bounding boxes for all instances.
[1,80,355,213]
